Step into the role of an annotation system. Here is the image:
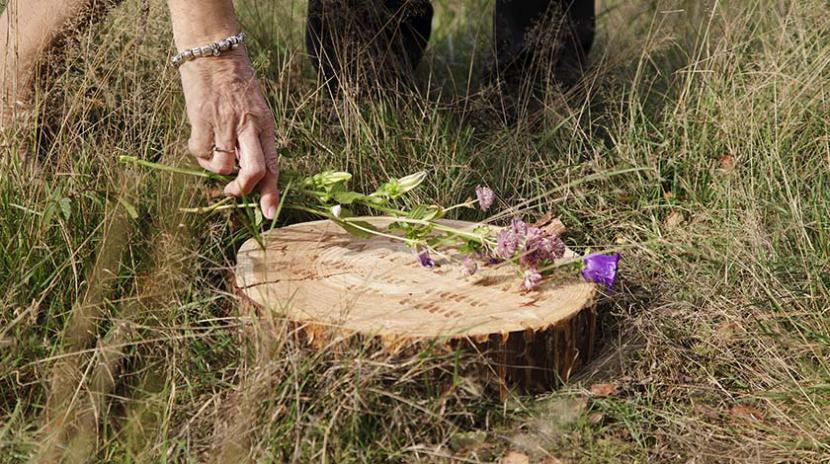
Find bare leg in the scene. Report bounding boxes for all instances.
[0,0,123,124]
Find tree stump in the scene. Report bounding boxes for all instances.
[234,218,597,395]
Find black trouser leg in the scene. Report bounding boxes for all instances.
[493,0,595,86]
[306,0,434,93]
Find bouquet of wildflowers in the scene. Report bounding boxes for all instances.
[120,156,620,292]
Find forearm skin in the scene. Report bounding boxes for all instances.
[0,0,242,106]
[167,0,240,51]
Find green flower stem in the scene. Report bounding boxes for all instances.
[184,198,494,248]
[341,218,421,246]
[194,198,464,249]
[122,156,494,249]
[377,216,495,247]
[179,199,254,213]
[441,200,477,214]
[433,223,494,246]
[271,180,293,223]
[537,256,583,273]
[119,155,232,182]
[286,204,422,246]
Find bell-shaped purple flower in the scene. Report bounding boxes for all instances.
[581,253,620,289]
[462,256,478,276]
[475,185,496,212]
[417,250,436,268]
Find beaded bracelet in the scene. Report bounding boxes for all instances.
[170,32,245,68]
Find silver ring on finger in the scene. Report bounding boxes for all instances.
[212,144,235,154]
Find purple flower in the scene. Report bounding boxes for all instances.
[462,256,478,276]
[417,250,436,268]
[475,185,496,211]
[519,227,546,267]
[522,268,543,291]
[511,217,528,236]
[518,227,567,267]
[581,253,620,289]
[496,228,519,259]
[542,235,566,261]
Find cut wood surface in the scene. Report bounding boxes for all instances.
[234,218,598,393]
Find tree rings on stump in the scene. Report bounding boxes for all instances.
[234,218,597,395]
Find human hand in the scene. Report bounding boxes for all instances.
[178,48,280,219]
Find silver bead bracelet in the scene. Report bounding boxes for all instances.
[170,31,246,68]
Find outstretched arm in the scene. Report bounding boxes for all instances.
[168,0,280,219]
[0,0,279,217]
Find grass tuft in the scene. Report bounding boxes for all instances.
[2,0,830,462]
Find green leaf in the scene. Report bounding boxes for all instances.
[312,171,352,188]
[473,225,491,236]
[41,204,55,230]
[421,205,443,221]
[407,204,427,219]
[332,219,377,239]
[337,206,356,218]
[388,221,406,232]
[372,172,428,199]
[331,191,366,205]
[59,197,72,220]
[459,239,483,254]
[255,208,263,226]
[405,223,434,242]
[117,196,139,220]
[394,171,427,195]
[405,205,443,221]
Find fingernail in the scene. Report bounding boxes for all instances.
[266,206,277,220]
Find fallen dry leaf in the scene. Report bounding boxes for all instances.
[611,426,632,441]
[693,404,721,421]
[449,430,488,453]
[590,383,618,396]
[718,153,735,171]
[715,321,743,343]
[729,404,765,422]
[664,210,685,230]
[588,412,605,426]
[501,451,530,464]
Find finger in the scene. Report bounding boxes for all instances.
[258,126,280,219]
[259,168,280,220]
[188,120,214,160]
[224,126,266,197]
[260,127,279,176]
[208,115,238,175]
[196,156,214,172]
[205,150,236,176]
